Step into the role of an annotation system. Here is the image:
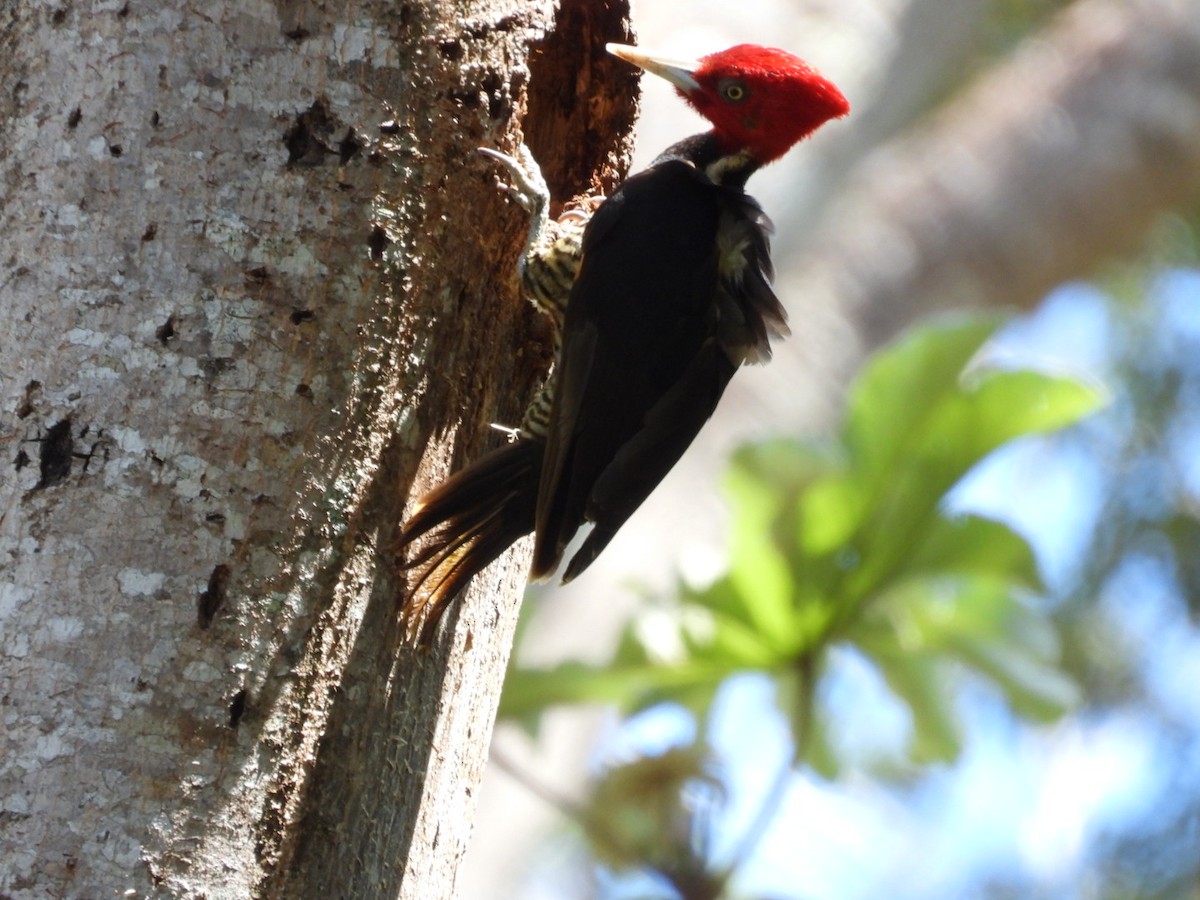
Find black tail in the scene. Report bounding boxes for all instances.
[397,438,543,642]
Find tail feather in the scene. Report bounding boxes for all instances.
[397,438,543,642]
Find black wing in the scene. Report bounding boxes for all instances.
[530,159,784,581]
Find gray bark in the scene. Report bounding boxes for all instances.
[0,0,632,896]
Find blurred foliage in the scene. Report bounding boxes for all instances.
[500,316,1106,889]
[913,0,1075,116]
[1103,213,1200,307]
[498,134,1200,899]
[1031,268,1200,898]
[580,745,730,900]
[982,0,1075,56]
[502,317,1098,745]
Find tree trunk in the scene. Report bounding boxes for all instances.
[0,0,633,896]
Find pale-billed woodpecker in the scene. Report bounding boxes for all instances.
[398,43,850,640]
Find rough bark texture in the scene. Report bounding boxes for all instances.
[0,0,633,897]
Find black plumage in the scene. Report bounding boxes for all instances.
[532,138,785,581]
[398,136,785,639]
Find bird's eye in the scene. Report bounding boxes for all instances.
[719,79,748,103]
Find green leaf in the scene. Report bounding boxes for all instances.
[1159,513,1200,619]
[797,474,866,557]
[871,648,962,764]
[952,625,1079,721]
[903,513,1039,586]
[834,322,1105,602]
[729,437,835,491]
[771,656,828,772]
[799,700,841,780]
[500,654,735,723]
[851,573,1078,748]
[664,580,783,668]
[725,441,845,643]
[845,315,1003,478]
[727,532,793,644]
[956,367,1107,455]
[499,659,662,722]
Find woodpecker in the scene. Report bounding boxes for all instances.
[399,43,849,640]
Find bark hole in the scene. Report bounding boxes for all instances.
[229,689,248,728]
[36,419,73,489]
[155,315,175,344]
[245,265,271,284]
[284,98,337,167]
[367,224,390,260]
[481,70,509,122]
[16,380,41,418]
[337,128,361,163]
[198,563,231,628]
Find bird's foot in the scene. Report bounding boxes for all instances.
[478,145,550,216]
[488,422,524,443]
[479,145,551,258]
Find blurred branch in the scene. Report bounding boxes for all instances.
[772,0,994,238]
[767,0,1200,426]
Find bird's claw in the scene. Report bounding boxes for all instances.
[479,144,553,270]
[489,422,523,443]
[478,145,550,221]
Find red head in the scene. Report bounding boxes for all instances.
[609,43,850,165]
